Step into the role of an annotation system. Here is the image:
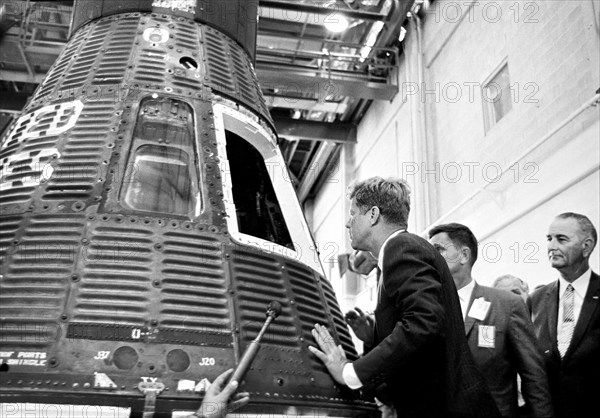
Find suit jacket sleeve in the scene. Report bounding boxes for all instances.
[509,296,554,417]
[352,239,444,384]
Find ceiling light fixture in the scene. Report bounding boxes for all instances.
[324,1,350,32]
[324,15,349,32]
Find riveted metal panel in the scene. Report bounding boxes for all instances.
[201,25,273,126]
[229,247,299,348]
[33,26,92,105]
[159,230,229,331]
[0,213,83,352]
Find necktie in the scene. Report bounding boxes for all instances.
[558,284,575,358]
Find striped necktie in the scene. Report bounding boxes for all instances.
[558,284,575,358]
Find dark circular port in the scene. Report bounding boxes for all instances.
[113,346,138,370]
[180,56,198,70]
[166,349,190,372]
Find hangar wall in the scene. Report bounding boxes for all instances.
[308,0,600,315]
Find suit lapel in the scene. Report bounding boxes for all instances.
[543,281,559,350]
[564,272,600,361]
[464,283,484,337]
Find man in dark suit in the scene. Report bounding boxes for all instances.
[309,177,500,418]
[530,212,599,418]
[429,223,552,418]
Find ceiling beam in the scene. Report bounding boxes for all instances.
[256,66,398,101]
[264,95,348,113]
[259,1,388,21]
[0,69,45,83]
[258,17,329,37]
[273,116,356,143]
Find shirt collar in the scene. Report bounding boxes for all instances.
[457,279,476,303]
[377,229,406,270]
[559,268,592,298]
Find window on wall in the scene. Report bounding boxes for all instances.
[225,130,294,249]
[482,63,512,133]
[120,96,200,218]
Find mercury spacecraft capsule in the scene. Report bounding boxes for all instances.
[0,0,376,416]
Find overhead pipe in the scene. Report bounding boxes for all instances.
[408,0,432,229]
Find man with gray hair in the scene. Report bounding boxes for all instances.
[530,212,599,418]
[308,177,500,418]
[492,273,533,413]
[493,274,530,303]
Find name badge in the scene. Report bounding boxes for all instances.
[468,297,490,321]
[478,325,495,348]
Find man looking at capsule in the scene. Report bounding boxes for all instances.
[309,177,500,418]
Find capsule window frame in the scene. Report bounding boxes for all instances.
[212,102,325,275]
[118,95,202,219]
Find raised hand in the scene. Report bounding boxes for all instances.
[349,250,377,275]
[345,307,374,345]
[189,368,250,418]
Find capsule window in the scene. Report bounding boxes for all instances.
[225,130,293,250]
[120,97,200,218]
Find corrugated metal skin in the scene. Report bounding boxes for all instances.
[42,99,113,201]
[202,25,273,125]
[1,214,83,350]
[0,12,373,416]
[135,48,167,84]
[34,26,92,105]
[230,248,299,348]
[159,231,229,331]
[0,215,23,267]
[73,223,154,325]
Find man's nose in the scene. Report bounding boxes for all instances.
[345,219,351,229]
[547,238,557,251]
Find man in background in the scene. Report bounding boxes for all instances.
[429,223,552,418]
[493,273,532,412]
[530,212,599,418]
[493,274,530,303]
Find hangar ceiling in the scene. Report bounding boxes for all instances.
[0,0,411,202]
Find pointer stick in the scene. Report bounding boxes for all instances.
[228,301,282,385]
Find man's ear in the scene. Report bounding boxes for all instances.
[581,237,595,258]
[369,206,381,225]
[460,246,471,266]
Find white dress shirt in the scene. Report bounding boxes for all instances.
[457,279,476,320]
[557,268,591,347]
[342,229,405,389]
